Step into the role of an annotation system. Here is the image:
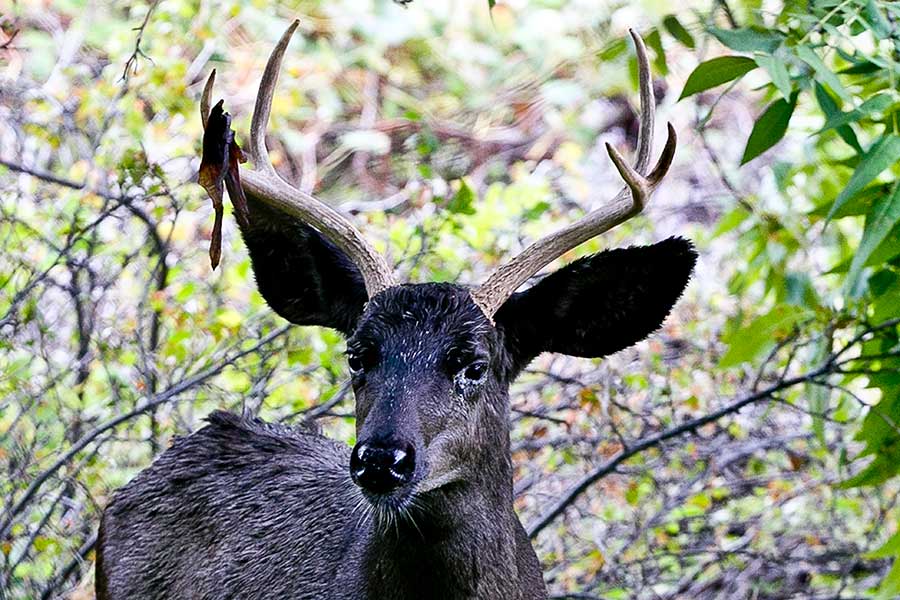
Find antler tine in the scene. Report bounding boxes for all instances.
[201,69,216,130]
[470,30,676,319]
[606,122,677,212]
[249,20,298,173]
[630,29,654,175]
[204,20,395,296]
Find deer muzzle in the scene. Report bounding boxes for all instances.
[350,438,417,494]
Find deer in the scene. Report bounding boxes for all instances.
[95,20,695,600]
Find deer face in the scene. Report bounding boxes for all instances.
[346,284,497,508]
[200,21,696,516]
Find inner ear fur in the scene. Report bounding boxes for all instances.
[494,236,697,375]
[239,192,368,336]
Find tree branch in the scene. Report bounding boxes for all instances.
[526,362,834,539]
[0,326,291,541]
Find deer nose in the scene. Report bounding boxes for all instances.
[350,440,416,494]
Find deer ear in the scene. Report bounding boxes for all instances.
[238,193,368,336]
[494,237,696,375]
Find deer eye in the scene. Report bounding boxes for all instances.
[347,354,364,373]
[347,350,375,374]
[462,361,488,382]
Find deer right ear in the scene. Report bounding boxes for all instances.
[238,192,368,336]
[493,237,696,376]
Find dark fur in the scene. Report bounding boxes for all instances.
[496,237,698,375]
[97,197,696,599]
[240,191,367,335]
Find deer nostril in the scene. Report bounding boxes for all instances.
[391,444,415,479]
[350,440,416,494]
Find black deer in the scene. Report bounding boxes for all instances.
[96,21,695,600]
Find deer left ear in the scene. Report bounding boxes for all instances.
[239,193,368,337]
[494,237,696,376]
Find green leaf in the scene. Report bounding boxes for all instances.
[645,29,668,76]
[719,304,812,367]
[834,45,889,72]
[811,182,887,219]
[869,269,899,296]
[522,201,551,221]
[868,526,900,559]
[862,0,892,39]
[754,54,792,101]
[869,222,900,266]
[708,27,785,53]
[877,557,900,600]
[447,179,476,215]
[679,56,758,100]
[663,15,695,49]
[846,183,900,294]
[839,443,900,488]
[874,285,900,322]
[828,135,900,220]
[859,92,894,113]
[817,93,893,135]
[740,93,797,164]
[814,82,862,153]
[714,206,751,236]
[598,38,628,61]
[795,45,851,104]
[856,390,900,459]
[808,335,833,443]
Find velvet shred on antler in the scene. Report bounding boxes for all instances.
[198,100,250,269]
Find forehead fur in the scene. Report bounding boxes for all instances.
[349,283,492,358]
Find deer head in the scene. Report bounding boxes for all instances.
[199,20,694,515]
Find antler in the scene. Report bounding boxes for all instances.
[470,30,677,318]
[200,20,396,297]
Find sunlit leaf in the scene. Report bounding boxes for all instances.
[719,304,812,367]
[740,92,797,164]
[816,91,892,140]
[846,183,900,294]
[828,135,900,221]
[645,29,668,76]
[813,82,861,153]
[868,526,900,559]
[446,179,476,215]
[862,0,892,39]
[708,27,784,53]
[877,558,900,600]
[840,440,900,488]
[796,45,851,103]
[754,54,792,101]
[662,15,695,49]
[678,56,758,100]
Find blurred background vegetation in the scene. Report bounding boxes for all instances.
[2,0,900,597]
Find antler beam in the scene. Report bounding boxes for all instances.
[469,30,677,318]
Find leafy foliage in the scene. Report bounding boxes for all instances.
[2,0,900,598]
[670,0,900,594]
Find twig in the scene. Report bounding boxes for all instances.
[715,0,739,28]
[0,159,100,193]
[121,0,161,82]
[0,326,290,541]
[0,28,19,50]
[527,361,836,539]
